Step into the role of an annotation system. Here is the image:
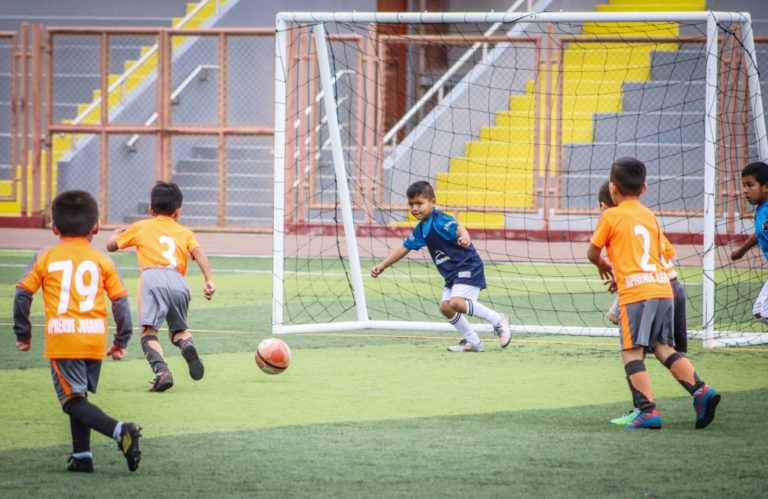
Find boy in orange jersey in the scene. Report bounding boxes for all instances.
[587,158,720,430]
[597,180,692,426]
[13,190,141,472]
[107,181,215,392]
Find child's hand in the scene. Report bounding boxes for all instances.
[16,340,30,352]
[203,280,215,300]
[731,248,745,261]
[596,257,614,283]
[457,234,471,248]
[371,264,385,278]
[606,310,619,324]
[107,343,127,360]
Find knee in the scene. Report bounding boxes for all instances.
[448,297,466,313]
[439,301,453,317]
[169,330,190,345]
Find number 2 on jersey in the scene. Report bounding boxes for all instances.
[633,225,657,272]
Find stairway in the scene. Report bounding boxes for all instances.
[433,0,706,229]
[0,0,226,216]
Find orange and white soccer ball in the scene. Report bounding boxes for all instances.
[255,337,292,375]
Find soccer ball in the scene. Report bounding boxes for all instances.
[254,337,292,375]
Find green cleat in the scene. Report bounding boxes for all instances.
[609,408,640,426]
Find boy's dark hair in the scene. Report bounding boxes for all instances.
[406,180,435,200]
[609,157,646,196]
[598,180,614,208]
[51,190,98,237]
[741,162,768,185]
[151,181,183,215]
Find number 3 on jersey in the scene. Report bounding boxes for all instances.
[48,260,99,314]
[159,235,178,268]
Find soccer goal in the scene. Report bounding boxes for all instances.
[272,10,768,348]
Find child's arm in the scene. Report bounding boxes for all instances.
[587,243,614,284]
[456,224,471,248]
[106,296,133,360]
[191,247,215,300]
[371,246,410,278]
[106,227,126,252]
[12,287,33,352]
[606,295,620,325]
[731,233,757,260]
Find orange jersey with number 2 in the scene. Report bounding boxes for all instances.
[115,215,200,275]
[591,199,673,305]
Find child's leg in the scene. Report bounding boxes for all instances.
[621,348,656,414]
[440,287,482,349]
[141,326,174,392]
[454,284,510,348]
[171,330,204,380]
[140,326,169,374]
[670,279,688,352]
[654,344,704,395]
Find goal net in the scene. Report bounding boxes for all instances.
[272,11,768,347]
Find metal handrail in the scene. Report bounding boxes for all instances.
[125,64,219,151]
[382,0,527,144]
[71,0,222,126]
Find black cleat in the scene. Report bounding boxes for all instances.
[67,455,94,473]
[181,344,205,381]
[118,423,142,472]
[149,371,174,392]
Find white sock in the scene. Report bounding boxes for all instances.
[448,313,481,344]
[72,451,92,459]
[112,422,123,442]
[466,299,502,326]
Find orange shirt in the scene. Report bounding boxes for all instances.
[17,238,129,360]
[591,199,673,305]
[115,215,200,275]
[660,232,678,279]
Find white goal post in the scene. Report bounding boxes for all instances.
[272,11,768,347]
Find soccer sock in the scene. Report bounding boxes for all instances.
[173,335,195,351]
[448,313,481,344]
[69,415,91,454]
[113,422,123,442]
[465,300,502,326]
[141,334,169,373]
[624,360,655,413]
[663,352,705,395]
[62,397,118,440]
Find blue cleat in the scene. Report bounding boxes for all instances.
[693,385,721,429]
[626,409,662,430]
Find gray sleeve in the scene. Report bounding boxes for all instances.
[13,287,33,342]
[111,296,134,348]
[609,296,619,317]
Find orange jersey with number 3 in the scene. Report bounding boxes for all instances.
[591,199,673,305]
[115,215,200,275]
[16,238,129,359]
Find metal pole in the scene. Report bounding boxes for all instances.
[272,17,288,332]
[312,22,370,324]
[740,14,768,161]
[702,13,719,347]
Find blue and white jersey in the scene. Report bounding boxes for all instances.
[755,200,768,260]
[403,209,486,288]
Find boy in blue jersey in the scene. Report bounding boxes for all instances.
[731,161,768,322]
[371,181,511,352]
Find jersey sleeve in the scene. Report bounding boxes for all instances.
[101,254,129,301]
[590,212,613,249]
[403,223,426,250]
[16,251,43,294]
[433,213,459,241]
[187,231,201,254]
[115,222,140,250]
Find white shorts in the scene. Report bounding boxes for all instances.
[441,284,481,303]
[753,281,768,321]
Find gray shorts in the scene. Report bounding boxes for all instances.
[617,298,674,351]
[50,359,102,400]
[139,267,191,333]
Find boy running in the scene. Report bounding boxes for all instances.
[13,190,141,472]
[107,181,215,392]
[371,180,511,352]
[587,158,720,429]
